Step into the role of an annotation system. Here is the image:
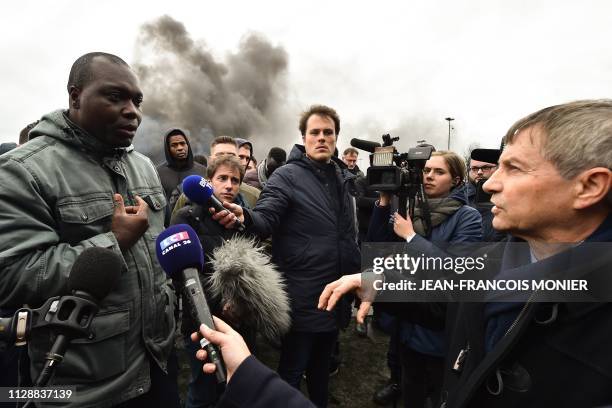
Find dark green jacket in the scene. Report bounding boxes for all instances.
[0,110,175,407]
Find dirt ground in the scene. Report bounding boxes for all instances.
[176,318,396,407]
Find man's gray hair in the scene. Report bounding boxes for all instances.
[505,99,612,179]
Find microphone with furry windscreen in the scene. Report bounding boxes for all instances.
[155,224,226,383]
[209,236,291,343]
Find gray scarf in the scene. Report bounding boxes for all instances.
[256,159,269,188]
[412,197,463,236]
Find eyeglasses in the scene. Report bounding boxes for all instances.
[469,165,497,173]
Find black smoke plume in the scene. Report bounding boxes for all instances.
[132,15,290,163]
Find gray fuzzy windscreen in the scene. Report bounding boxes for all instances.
[209,236,291,342]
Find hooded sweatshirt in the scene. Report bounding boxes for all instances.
[156,128,206,200]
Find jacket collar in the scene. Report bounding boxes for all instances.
[287,144,356,182]
[31,110,132,159]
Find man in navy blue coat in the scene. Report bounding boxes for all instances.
[212,104,361,407]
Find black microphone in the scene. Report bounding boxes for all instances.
[155,224,227,383]
[33,247,123,388]
[182,175,246,232]
[350,138,381,153]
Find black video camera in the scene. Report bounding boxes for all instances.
[351,135,434,235]
[351,134,433,193]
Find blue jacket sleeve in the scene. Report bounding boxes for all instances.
[372,206,483,329]
[448,206,483,243]
[219,355,315,408]
[404,205,483,255]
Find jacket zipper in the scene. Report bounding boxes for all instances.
[452,343,470,372]
[452,291,539,408]
[503,290,538,337]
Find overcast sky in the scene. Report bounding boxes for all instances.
[2,0,611,167]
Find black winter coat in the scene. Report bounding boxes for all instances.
[219,356,315,407]
[380,216,612,408]
[244,145,361,332]
[465,182,506,242]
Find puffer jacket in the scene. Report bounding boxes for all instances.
[244,144,361,332]
[0,110,175,407]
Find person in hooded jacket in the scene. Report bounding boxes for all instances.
[367,151,482,408]
[235,138,253,170]
[156,128,206,222]
[0,52,178,408]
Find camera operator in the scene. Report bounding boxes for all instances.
[320,99,612,408]
[368,150,482,408]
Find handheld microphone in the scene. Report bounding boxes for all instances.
[182,175,246,232]
[155,224,227,383]
[350,138,381,153]
[34,247,123,388]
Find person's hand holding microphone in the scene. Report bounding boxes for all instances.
[191,316,251,382]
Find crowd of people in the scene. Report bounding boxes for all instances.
[0,51,611,408]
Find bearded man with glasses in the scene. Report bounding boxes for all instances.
[467,153,506,241]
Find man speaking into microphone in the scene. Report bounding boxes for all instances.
[0,52,178,407]
[212,105,361,408]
